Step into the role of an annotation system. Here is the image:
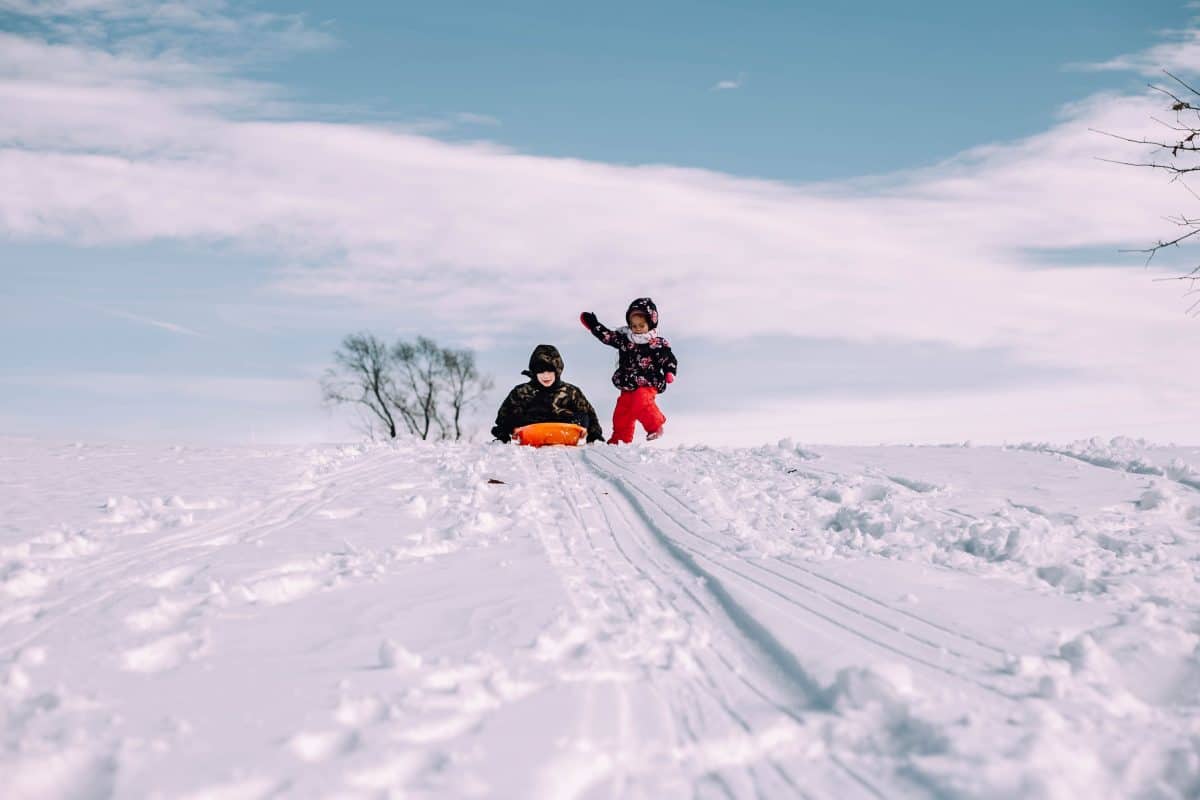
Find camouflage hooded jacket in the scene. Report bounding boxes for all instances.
[491,344,605,443]
[582,297,678,393]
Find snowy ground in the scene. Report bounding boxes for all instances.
[2,435,1200,799]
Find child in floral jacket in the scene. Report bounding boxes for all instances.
[580,297,678,443]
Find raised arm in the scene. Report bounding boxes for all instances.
[580,312,622,348]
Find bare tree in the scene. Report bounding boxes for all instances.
[1096,71,1200,312]
[441,347,494,441]
[322,333,493,441]
[320,333,400,439]
[390,337,447,440]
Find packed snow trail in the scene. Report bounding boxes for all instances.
[2,436,1200,798]
[521,449,877,798]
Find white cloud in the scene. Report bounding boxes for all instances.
[0,371,305,400]
[452,111,501,127]
[2,9,1200,442]
[0,67,1182,361]
[711,73,745,91]
[92,306,201,336]
[1079,22,1200,77]
[0,371,347,443]
[669,382,1197,446]
[392,111,504,136]
[0,0,335,59]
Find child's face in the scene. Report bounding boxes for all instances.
[536,371,556,387]
[629,313,650,334]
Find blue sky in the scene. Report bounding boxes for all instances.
[2,0,1199,445]
[255,0,1179,180]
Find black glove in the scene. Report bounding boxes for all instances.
[580,312,598,328]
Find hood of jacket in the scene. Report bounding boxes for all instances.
[625,297,659,329]
[521,343,565,382]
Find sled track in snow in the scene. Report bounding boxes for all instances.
[559,455,846,798]
[645,457,1009,658]
[523,450,892,799]
[528,453,809,797]
[543,451,908,798]
[3,448,404,655]
[580,448,1028,703]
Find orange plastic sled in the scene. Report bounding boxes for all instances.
[514,422,586,447]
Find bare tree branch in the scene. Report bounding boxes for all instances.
[1090,128,1200,152]
[1164,69,1200,102]
[441,347,494,441]
[1120,224,1200,255]
[320,333,400,440]
[1096,157,1200,174]
[1148,81,1196,111]
[1099,78,1200,312]
[391,337,448,440]
[322,333,494,441]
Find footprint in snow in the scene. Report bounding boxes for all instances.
[316,508,362,520]
[288,729,360,763]
[124,597,199,633]
[334,694,390,727]
[143,565,201,590]
[121,630,206,673]
[0,563,49,598]
[237,570,321,607]
[888,475,942,494]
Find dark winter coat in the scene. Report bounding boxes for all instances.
[582,298,678,393]
[491,344,605,443]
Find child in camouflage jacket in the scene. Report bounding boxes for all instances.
[491,344,604,444]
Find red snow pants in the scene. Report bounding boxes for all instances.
[608,387,666,444]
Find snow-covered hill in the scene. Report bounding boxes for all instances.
[2,436,1199,798]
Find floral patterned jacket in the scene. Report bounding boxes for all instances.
[582,298,678,393]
